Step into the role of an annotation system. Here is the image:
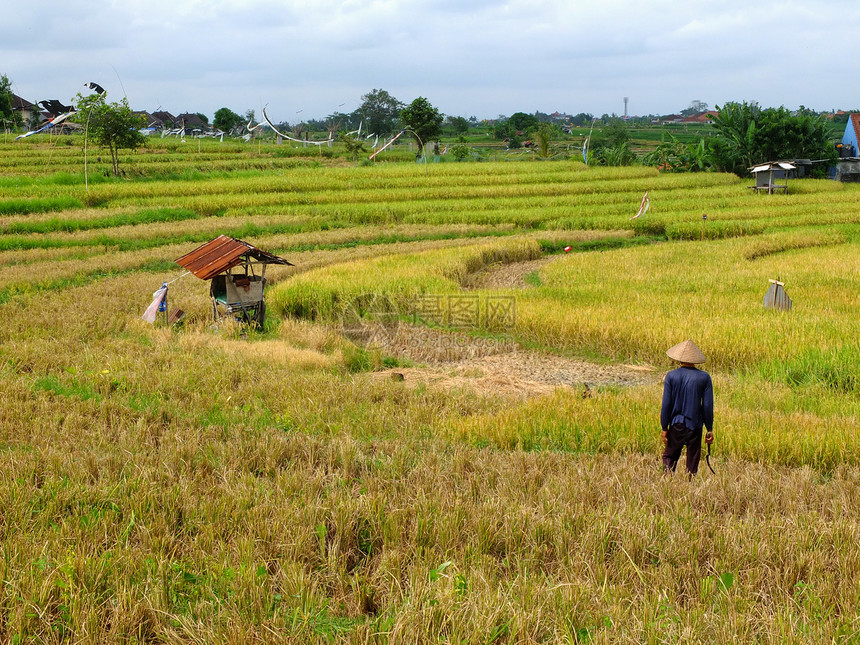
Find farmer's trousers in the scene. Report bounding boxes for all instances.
[662,422,702,475]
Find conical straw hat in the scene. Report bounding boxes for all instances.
[666,340,706,364]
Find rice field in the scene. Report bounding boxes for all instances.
[0,136,859,643]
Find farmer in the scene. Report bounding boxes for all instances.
[660,340,714,475]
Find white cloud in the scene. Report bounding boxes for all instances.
[2,0,859,119]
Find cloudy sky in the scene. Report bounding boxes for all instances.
[3,0,858,123]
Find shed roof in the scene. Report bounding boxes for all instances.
[750,161,796,173]
[151,111,176,124]
[850,114,860,148]
[176,112,208,129]
[175,235,292,280]
[12,94,35,110]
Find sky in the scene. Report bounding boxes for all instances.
[3,0,859,124]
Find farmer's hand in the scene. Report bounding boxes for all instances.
[661,430,668,445]
[705,431,714,445]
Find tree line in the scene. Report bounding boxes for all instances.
[637,103,837,175]
[1,74,846,176]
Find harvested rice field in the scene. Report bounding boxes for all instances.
[0,136,858,643]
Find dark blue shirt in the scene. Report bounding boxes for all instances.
[661,366,713,432]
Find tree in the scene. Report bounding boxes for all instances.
[680,100,709,117]
[588,119,634,166]
[603,119,630,148]
[450,136,470,161]
[400,97,443,154]
[643,134,710,172]
[709,101,836,176]
[707,101,760,175]
[325,111,354,133]
[75,93,146,176]
[492,120,513,140]
[753,106,836,169]
[446,115,470,135]
[508,112,538,133]
[830,111,855,125]
[356,88,403,135]
[195,112,209,125]
[600,142,636,166]
[533,122,558,158]
[0,74,22,129]
[213,107,243,132]
[570,113,593,126]
[338,132,368,161]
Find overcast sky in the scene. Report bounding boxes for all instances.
[3,0,859,124]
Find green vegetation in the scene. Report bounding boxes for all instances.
[0,140,858,642]
[74,92,147,176]
[356,88,404,137]
[213,107,244,132]
[0,73,21,129]
[709,102,836,175]
[400,96,444,153]
[4,101,846,174]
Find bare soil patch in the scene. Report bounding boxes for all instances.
[463,255,560,289]
[369,326,658,399]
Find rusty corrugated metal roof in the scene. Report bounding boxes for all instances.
[175,235,292,280]
[851,114,860,152]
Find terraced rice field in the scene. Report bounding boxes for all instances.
[0,135,858,643]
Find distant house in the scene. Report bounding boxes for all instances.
[661,114,683,124]
[11,94,38,126]
[681,111,719,124]
[176,113,208,132]
[133,111,163,135]
[133,110,151,125]
[831,113,860,181]
[151,111,177,129]
[549,111,573,122]
[837,113,859,158]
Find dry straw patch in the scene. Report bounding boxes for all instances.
[370,344,659,400]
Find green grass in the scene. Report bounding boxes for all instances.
[0,195,83,215]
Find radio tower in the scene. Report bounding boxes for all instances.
[623,97,629,120]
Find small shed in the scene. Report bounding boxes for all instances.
[749,161,795,194]
[792,159,813,178]
[175,235,292,326]
[840,114,860,156]
[176,112,209,133]
[831,114,860,182]
[11,94,38,126]
[831,159,860,182]
[830,114,860,182]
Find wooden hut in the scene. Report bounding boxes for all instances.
[749,161,795,194]
[175,235,292,326]
[831,117,860,182]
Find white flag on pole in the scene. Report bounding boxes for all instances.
[631,192,650,219]
[142,285,167,323]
